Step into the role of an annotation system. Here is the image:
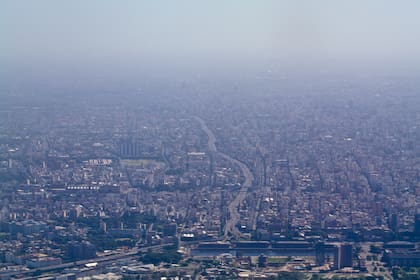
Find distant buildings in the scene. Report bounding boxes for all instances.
[383,241,420,267]
[0,80,419,278]
[67,241,96,260]
[119,138,142,158]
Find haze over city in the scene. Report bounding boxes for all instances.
[2,1,420,81]
[0,1,419,280]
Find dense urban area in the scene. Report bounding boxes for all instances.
[0,73,419,280]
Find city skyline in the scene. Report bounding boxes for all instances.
[1,2,419,279]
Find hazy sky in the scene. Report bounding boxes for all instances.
[2,1,420,70]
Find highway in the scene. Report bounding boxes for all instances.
[0,244,171,279]
[194,116,254,240]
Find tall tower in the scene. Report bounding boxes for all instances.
[340,244,353,268]
[334,243,353,269]
[388,213,399,233]
[315,242,325,266]
[415,214,420,237]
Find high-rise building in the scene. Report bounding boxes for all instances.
[67,241,96,260]
[334,244,353,269]
[315,242,325,266]
[340,244,353,268]
[119,138,142,158]
[415,214,420,236]
[388,213,399,233]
